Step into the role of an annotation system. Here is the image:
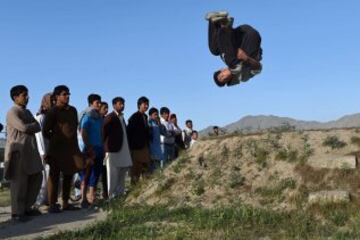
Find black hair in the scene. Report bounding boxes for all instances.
[149,107,159,116]
[53,85,70,96]
[112,97,125,105]
[137,96,149,108]
[186,119,192,125]
[100,101,108,107]
[10,85,28,101]
[87,94,101,105]
[170,113,177,119]
[213,126,219,130]
[213,71,226,87]
[160,107,170,115]
[192,130,198,135]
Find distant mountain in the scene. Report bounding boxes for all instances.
[201,113,360,135]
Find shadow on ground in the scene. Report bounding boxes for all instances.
[0,206,106,239]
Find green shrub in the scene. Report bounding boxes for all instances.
[322,136,347,150]
[229,172,245,189]
[192,178,205,196]
[351,136,360,147]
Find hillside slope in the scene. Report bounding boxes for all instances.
[126,128,360,211]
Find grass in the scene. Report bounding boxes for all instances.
[351,136,360,147]
[191,178,205,196]
[0,188,10,207]
[256,178,296,199]
[44,198,360,240]
[228,171,245,189]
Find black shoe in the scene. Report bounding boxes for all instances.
[25,208,42,216]
[11,214,31,223]
[81,200,90,209]
[62,204,80,211]
[48,204,62,213]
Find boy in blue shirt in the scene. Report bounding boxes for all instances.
[79,94,104,208]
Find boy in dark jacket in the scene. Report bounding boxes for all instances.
[127,96,150,184]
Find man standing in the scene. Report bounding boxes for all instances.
[127,96,150,184]
[206,11,263,87]
[148,107,164,170]
[4,85,43,222]
[182,120,193,149]
[79,94,104,207]
[160,107,176,163]
[103,97,132,198]
[43,85,86,213]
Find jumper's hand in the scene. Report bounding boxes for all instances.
[237,49,249,62]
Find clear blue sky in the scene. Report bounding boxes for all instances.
[1,0,360,130]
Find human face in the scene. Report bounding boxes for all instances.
[56,91,70,106]
[170,117,177,125]
[99,105,108,117]
[139,102,149,114]
[192,132,198,140]
[217,68,233,83]
[150,112,159,121]
[114,101,124,113]
[186,122,193,129]
[91,100,101,111]
[161,112,169,121]
[14,91,29,107]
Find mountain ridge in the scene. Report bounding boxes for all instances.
[201,113,360,135]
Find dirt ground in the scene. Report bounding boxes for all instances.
[0,204,107,239]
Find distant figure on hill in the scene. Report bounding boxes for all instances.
[182,119,193,149]
[170,113,184,158]
[213,126,220,136]
[190,131,199,148]
[0,123,3,132]
[206,11,263,87]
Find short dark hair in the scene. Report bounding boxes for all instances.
[213,126,219,130]
[137,96,149,108]
[149,107,158,116]
[213,71,226,87]
[112,97,125,105]
[100,101,108,107]
[87,94,101,105]
[10,85,28,101]
[53,85,70,96]
[160,107,170,115]
[186,119,192,125]
[192,130,198,135]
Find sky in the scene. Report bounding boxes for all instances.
[1,0,360,131]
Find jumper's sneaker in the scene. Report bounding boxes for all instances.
[205,11,228,21]
[225,16,234,27]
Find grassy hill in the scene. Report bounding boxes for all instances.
[47,128,360,239]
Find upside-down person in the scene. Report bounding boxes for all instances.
[206,11,263,87]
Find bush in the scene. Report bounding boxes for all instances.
[322,136,347,150]
[351,136,360,147]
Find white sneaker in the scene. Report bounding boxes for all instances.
[205,11,228,21]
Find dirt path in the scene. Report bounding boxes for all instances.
[0,205,107,239]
